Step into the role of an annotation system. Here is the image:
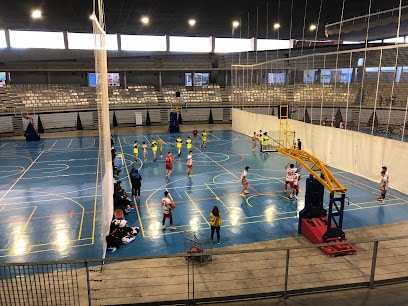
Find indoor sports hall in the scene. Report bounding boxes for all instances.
[2,0,408,305]
[1,117,408,305]
[3,123,407,261]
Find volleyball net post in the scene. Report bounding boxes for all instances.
[92,7,114,258]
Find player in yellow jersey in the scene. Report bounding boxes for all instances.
[186,136,192,151]
[201,130,207,148]
[176,136,183,156]
[151,137,158,161]
[262,132,269,153]
[258,130,263,152]
[133,140,139,161]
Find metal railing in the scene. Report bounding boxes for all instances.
[1,235,408,305]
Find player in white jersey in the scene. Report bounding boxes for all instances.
[186,150,193,177]
[289,172,302,200]
[378,170,389,203]
[284,162,302,194]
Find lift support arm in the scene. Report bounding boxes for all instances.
[276,147,347,195]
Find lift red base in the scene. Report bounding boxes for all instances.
[301,217,357,256]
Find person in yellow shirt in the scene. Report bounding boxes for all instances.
[186,136,193,151]
[151,137,158,161]
[176,136,183,156]
[262,132,269,152]
[258,130,263,152]
[201,130,207,148]
[133,140,139,161]
[209,205,222,244]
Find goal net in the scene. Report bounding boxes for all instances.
[92,3,113,258]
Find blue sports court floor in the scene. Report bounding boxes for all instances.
[0,128,408,263]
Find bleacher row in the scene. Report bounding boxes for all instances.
[0,84,225,113]
[232,83,408,107]
[1,82,408,114]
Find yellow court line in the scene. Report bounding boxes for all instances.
[91,143,101,245]
[184,191,210,227]
[205,183,232,212]
[8,206,37,256]
[0,204,7,213]
[0,150,45,203]
[118,135,148,237]
[242,195,253,207]
[77,201,86,240]
[133,199,146,237]
[19,190,86,239]
[27,191,86,241]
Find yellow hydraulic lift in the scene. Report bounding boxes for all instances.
[276,104,346,194]
[275,104,355,256]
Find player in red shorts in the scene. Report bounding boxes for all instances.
[165,151,173,179]
[290,172,302,200]
[192,127,198,144]
[186,150,193,177]
[240,166,249,196]
[161,191,176,230]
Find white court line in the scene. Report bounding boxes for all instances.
[0,151,45,203]
[208,132,221,140]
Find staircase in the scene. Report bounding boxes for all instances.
[81,87,97,108]
[286,85,295,105]
[12,115,23,135]
[155,87,165,104]
[160,108,169,124]
[1,87,25,114]
[219,86,230,104]
[220,86,231,122]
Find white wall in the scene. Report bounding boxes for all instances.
[232,108,408,193]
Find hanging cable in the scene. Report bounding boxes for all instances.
[265,2,269,62]
[288,0,294,59]
[357,0,372,131]
[387,0,403,133]
[312,0,323,124]
[312,0,323,53]
[300,0,308,56]
[276,0,281,60]
[333,0,347,124]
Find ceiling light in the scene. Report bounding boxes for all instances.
[273,23,280,30]
[309,24,317,31]
[31,9,42,20]
[141,16,150,25]
[188,19,196,27]
[232,21,240,28]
